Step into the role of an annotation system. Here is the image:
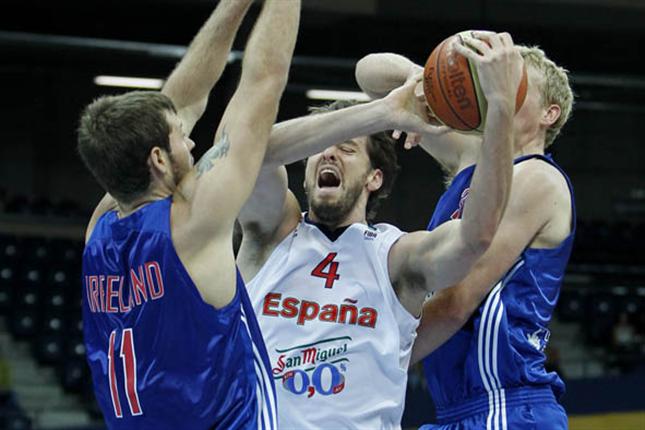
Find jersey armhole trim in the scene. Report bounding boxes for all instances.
[245,220,300,287]
[516,156,577,250]
[166,206,243,314]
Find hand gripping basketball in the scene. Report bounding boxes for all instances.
[423,31,528,133]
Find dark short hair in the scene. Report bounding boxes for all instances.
[309,100,399,220]
[77,91,176,204]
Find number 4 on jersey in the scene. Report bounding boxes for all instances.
[311,252,341,289]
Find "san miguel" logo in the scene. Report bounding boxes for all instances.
[272,336,351,398]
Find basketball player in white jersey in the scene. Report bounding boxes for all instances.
[236,32,522,429]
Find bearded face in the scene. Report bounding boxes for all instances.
[304,139,378,227]
[306,167,368,225]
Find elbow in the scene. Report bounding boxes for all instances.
[466,231,494,258]
[243,53,292,88]
[443,308,469,328]
[355,55,392,99]
[240,67,289,105]
[420,293,471,332]
[354,54,383,94]
[265,56,292,85]
[261,71,290,95]
[463,213,501,257]
[441,292,474,325]
[355,54,375,80]
[478,230,495,251]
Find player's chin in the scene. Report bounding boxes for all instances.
[313,186,343,202]
[310,197,345,223]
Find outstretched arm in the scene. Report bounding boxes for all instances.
[186,0,300,234]
[390,32,521,316]
[356,52,479,173]
[263,80,444,169]
[176,0,300,307]
[238,99,401,262]
[355,53,422,99]
[86,0,253,240]
[162,0,253,135]
[236,81,448,279]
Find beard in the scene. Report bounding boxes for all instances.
[306,178,365,227]
[169,152,190,185]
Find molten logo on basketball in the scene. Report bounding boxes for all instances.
[445,52,472,111]
[424,33,487,132]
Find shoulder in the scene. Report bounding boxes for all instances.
[170,171,232,246]
[373,222,404,235]
[85,194,118,243]
[370,222,406,250]
[509,158,572,246]
[513,158,570,203]
[169,190,224,269]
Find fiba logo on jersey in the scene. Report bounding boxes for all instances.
[363,230,378,240]
[272,336,351,398]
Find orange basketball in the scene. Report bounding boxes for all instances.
[423,32,528,133]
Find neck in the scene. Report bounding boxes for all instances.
[117,188,172,218]
[308,203,368,231]
[514,131,547,158]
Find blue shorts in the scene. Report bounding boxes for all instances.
[419,387,568,430]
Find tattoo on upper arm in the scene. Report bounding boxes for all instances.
[196,128,231,177]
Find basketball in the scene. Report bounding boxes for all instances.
[423,31,528,133]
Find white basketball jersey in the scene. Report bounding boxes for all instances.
[247,215,419,430]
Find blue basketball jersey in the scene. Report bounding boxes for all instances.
[422,154,575,427]
[82,197,277,430]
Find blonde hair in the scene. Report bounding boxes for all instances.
[518,46,574,148]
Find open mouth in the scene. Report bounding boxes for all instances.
[317,168,341,188]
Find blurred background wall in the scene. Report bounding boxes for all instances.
[0,0,644,428]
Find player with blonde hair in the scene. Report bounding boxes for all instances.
[356,34,575,429]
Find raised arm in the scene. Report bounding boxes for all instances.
[86,0,253,237]
[356,52,478,173]
[236,81,448,279]
[410,160,572,363]
[237,99,400,264]
[355,53,422,99]
[162,0,253,135]
[173,0,300,307]
[390,32,521,316]
[263,78,448,169]
[186,0,300,232]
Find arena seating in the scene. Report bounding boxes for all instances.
[1,197,644,424]
[0,231,92,425]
